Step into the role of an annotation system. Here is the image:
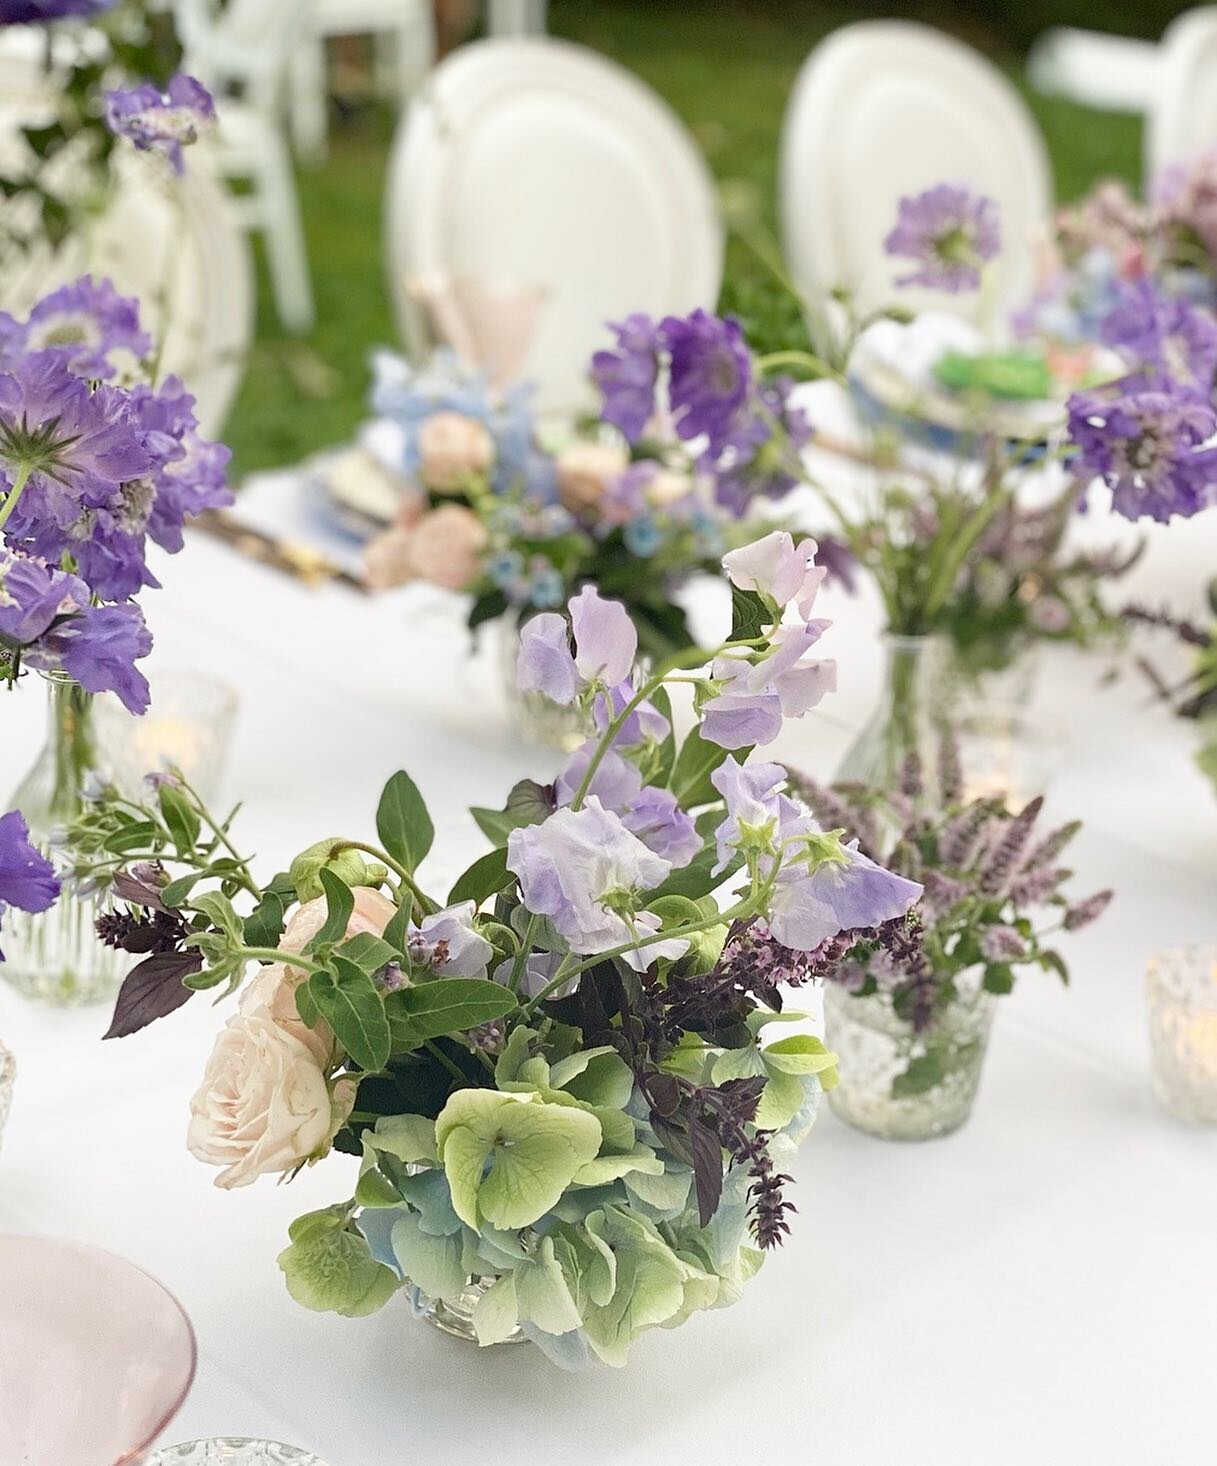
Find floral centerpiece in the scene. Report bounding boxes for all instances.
[358,313,812,745]
[81,534,921,1366]
[788,747,1111,1140]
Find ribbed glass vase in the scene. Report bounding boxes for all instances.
[836,634,949,797]
[3,674,129,1007]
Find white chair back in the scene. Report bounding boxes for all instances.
[175,0,309,108]
[386,38,723,419]
[780,20,1053,334]
[1146,7,1217,179]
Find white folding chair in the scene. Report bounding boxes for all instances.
[1027,27,1160,115]
[289,0,436,163]
[1147,7,1217,178]
[175,0,316,333]
[486,0,548,37]
[779,20,1053,337]
[385,37,723,421]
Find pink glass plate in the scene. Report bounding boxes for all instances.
[0,1234,197,1465]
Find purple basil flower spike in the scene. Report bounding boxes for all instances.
[105,74,215,175]
[590,314,661,442]
[0,810,59,960]
[1066,382,1217,523]
[884,182,1001,293]
[661,310,753,454]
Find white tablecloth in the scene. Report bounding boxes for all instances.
[3,507,1217,1464]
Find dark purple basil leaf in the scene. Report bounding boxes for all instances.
[103,951,202,1039]
[112,868,169,913]
[689,1116,724,1228]
[639,1070,683,1118]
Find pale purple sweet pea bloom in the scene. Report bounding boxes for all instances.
[506,798,686,970]
[884,183,1001,293]
[723,531,825,616]
[701,628,837,750]
[517,612,580,704]
[105,74,215,174]
[700,661,784,749]
[407,901,493,978]
[590,314,661,442]
[555,742,699,868]
[0,810,58,959]
[569,584,636,686]
[554,742,642,811]
[767,839,923,952]
[710,757,786,872]
[592,677,670,746]
[491,950,573,1001]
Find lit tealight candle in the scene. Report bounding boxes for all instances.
[1146,946,1217,1125]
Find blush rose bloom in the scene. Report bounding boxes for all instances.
[187,1012,358,1189]
[403,504,488,591]
[418,411,494,492]
[188,886,396,1189]
[555,441,629,514]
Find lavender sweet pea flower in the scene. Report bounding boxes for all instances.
[723,531,824,615]
[407,901,493,978]
[767,839,923,953]
[1100,277,1217,393]
[555,742,643,810]
[700,661,783,750]
[0,810,58,959]
[884,183,1001,293]
[569,584,636,686]
[516,612,579,704]
[491,950,573,1001]
[16,277,151,381]
[591,677,670,746]
[105,74,215,175]
[620,785,701,867]
[1067,381,1217,523]
[590,314,661,442]
[701,625,837,750]
[661,310,753,454]
[506,799,685,970]
[710,757,787,872]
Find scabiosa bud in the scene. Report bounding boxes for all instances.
[1063,890,1113,931]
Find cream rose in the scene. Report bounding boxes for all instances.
[187,1011,357,1189]
[401,504,487,592]
[555,441,629,515]
[241,886,398,1064]
[418,411,494,492]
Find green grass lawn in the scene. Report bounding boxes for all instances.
[221,0,1144,475]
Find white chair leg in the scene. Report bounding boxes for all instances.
[257,132,316,333]
[487,0,547,38]
[289,34,329,163]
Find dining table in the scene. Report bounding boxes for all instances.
[2,391,1216,1466]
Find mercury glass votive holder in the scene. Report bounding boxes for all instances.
[95,671,238,803]
[148,1443,328,1464]
[0,1041,13,1152]
[1147,945,1217,1125]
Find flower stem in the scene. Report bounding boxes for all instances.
[332,840,437,916]
[0,462,32,534]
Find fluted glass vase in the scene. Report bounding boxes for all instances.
[3,675,129,1006]
[836,634,948,797]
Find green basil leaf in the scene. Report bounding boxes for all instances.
[669,729,732,808]
[385,978,515,1043]
[312,867,354,950]
[376,770,434,873]
[307,957,391,1071]
[243,891,285,951]
[336,932,398,975]
[447,848,514,908]
[159,784,201,858]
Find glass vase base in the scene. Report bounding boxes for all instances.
[147,1443,327,1464]
[408,1278,528,1346]
[0,902,128,1008]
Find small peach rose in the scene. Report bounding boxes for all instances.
[418,411,494,492]
[556,441,629,515]
[187,1011,355,1189]
[363,525,415,591]
[402,504,487,592]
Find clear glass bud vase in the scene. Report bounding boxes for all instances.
[498,614,588,753]
[823,983,995,1141]
[3,675,129,1007]
[836,634,949,797]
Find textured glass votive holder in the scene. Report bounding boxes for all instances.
[147,1442,327,1464]
[95,672,238,803]
[1147,945,1217,1125]
[0,1040,14,1152]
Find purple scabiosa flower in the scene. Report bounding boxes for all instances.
[1066,381,1217,523]
[42,603,152,713]
[0,810,58,959]
[0,354,150,543]
[661,310,753,454]
[706,379,811,514]
[505,798,684,970]
[104,74,215,175]
[129,376,233,551]
[14,277,151,381]
[590,314,661,442]
[1100,277,1217,393]
[884,182,1001,293]
[0,0,113,21]
[406,901,493,978]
